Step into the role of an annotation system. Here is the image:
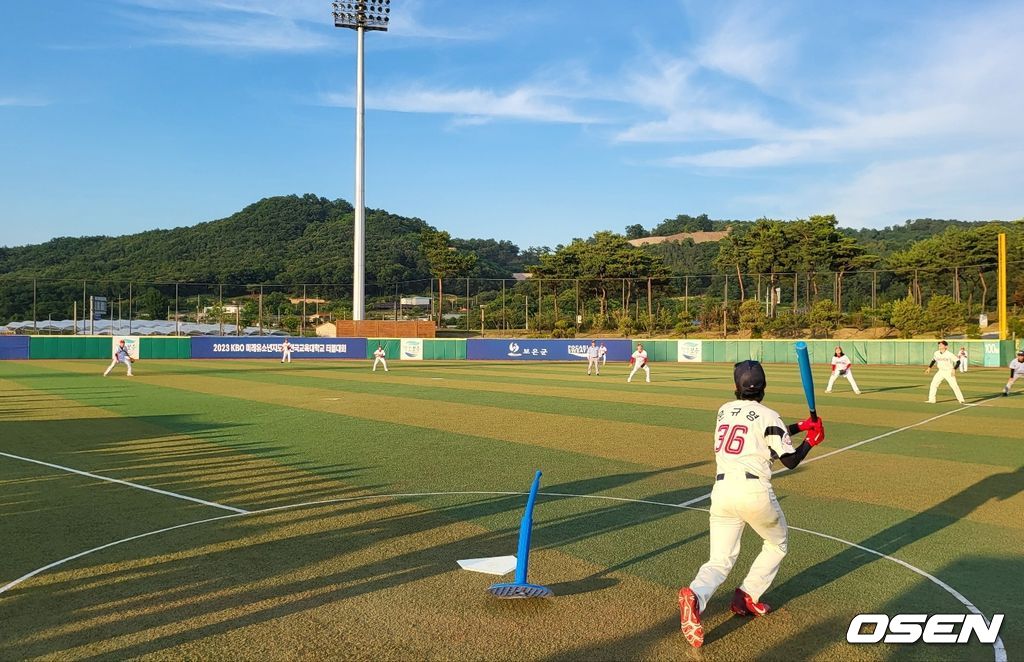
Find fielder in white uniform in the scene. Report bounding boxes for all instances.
[627,344,650,383]
[373,344,389,372]
[103,340,134,377]
[679,361,825,648]
[586,340,600,375]
[825,346,861,394]
[599,342,608,366]
[925,340,965,404]
[1003,349,1024,396]
[281,338,293,363]
[957,347,969,373]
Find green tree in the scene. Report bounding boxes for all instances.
[807,299,841,337]
[890,297,924,338]
[137,287,169,320]
[738,299,766,335]
[924,294,964,335]
[421,229,478,325]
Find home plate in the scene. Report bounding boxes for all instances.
[457,555,517,576]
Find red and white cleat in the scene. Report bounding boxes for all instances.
[678,587,704,647]
[730,588,771,617]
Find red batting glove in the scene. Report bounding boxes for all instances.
[797,416,816,432]
[806,420,826,447]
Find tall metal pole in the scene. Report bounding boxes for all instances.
[353,25,366,321]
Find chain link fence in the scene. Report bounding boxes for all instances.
[2,261,1021,338]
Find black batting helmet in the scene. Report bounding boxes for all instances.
[734,360,767,401]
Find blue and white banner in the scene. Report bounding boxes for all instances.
[191,336,367,359]
[466,338,632,361]
[677,339,703,362]
[400,338,424,360]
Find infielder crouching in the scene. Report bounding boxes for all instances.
[373,344,389,372]
[627,343,650,383]
[925,340,965,404]
[679,360,825,648]
[1004,349,1024,396]
[103,339,134,377]
[826,345,860,394]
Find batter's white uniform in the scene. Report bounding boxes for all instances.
[599,344,608,366]
[689,400,792,610]
[586,344,600,375]
[957,348,968,373]
[373,347,388,372]
[627,349,649,383]
[281,339,292,363]
[1005,358,1024,394]
[928,349,964,403]
[826,355,860,394]
[103,345,133,377]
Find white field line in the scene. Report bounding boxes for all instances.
[676,395,1002,509]
[0,490,1005,662]
[0,451,249,515]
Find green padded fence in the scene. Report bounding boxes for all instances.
[29,336,112,359]
[140,337,191,359]
[691,339,1003,366]
[366,338,401,360]
[423,338,466,360]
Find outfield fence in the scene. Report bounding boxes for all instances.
[2,335,1016,367]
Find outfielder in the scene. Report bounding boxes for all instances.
[586,340,600,375]
[679,360,825,648]
[103,339,134,377]
[925,340,965,404]
[957,346,969,373]
[825,345,861,394]
[281,338,293,363]
[599,342,608,366]
[373,344,389,372]
[627,343,650,383]
[1003,349,1024,396]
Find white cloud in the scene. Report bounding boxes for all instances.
[322,85,600,125]
[0,97,49,107]
[693,5,793,89]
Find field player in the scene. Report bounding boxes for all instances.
[103,339,134,377]
[957,346,969,373]
[825,345,861,394]
[1004,349,1024,396]
[373,344,389,372]
[679,360,824,648]
[599,342,608,367]
[281,337,293,363]
[627,343,650,383]
[925,340,965,404]
[586,340,601,375]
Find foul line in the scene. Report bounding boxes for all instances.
[0,490,1005,662]
[0,451,250,515]
[676,396,1002,509]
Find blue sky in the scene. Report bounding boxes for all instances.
[1,0,1022,249]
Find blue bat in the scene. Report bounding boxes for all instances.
[795,341,817,421]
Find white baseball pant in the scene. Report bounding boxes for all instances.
[103,356,133,377]
[690,477,788,609]
[281,349,291,363]
[587,357,600,375]
[826,371,860,394]
[627,363,650,383]
[373,357,388,372]
[928,371,964,403]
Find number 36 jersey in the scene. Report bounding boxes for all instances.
[714,400,794,481]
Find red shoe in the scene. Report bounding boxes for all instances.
[678,587,704,647]
[731,588,771,617]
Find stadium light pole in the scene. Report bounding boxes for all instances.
[333,1,390,321]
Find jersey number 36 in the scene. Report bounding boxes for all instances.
[715,424,748,454]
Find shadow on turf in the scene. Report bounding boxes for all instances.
[0,464,720,659]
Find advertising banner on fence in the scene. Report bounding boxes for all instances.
[466,339,632,361]
[191,337,367,359]
[677,339,703,362]
[400,338,424,360]
[113,336,140,360]
[0,336,30,360]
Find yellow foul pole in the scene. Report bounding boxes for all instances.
[998,232,1007,340]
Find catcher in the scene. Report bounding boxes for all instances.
[103,339,135,377]
[679,360,824,647]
